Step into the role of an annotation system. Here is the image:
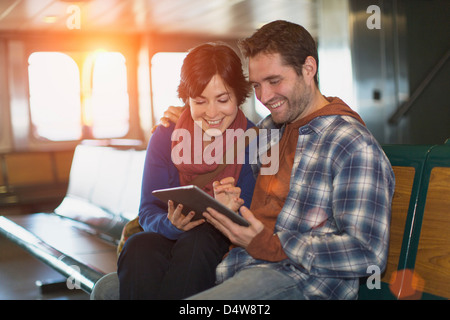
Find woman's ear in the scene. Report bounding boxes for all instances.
[302,56,317,85]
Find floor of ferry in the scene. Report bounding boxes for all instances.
[0,234,89,300]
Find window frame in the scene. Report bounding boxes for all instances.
[13,34,141,151]
[0,40,12,153]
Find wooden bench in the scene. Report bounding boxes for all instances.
[0,144,146,293]
[359,139,450,300]
[1,140,449,299]
[413,142,450,299]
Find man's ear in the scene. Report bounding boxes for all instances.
[302,56,317,85]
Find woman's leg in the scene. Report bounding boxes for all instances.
[117,232,175,299]
[157,223,230,299]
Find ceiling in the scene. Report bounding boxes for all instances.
[0,0,319,38]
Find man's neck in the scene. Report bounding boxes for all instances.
[291,88,329,124]
[309,89,329,114]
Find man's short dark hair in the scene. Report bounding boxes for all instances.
[239,20,319,85]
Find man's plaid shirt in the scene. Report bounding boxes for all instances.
[215,114,395,300]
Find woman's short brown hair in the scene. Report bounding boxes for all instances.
[178,43,251,107]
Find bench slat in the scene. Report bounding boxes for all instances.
[414,145,450,299]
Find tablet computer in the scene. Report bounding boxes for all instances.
[152,185,249,227]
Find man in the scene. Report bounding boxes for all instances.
[185,20,395,300]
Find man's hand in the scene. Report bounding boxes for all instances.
[203,206,264,248]
[151,106,186,133]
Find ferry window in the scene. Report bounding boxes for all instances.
[151,52,187,122]
[28,52,82,141]
[91,52,129,138]
[28,51,130,141]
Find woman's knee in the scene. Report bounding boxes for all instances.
[121,232,171,256]
[174,224,229,262]
[178,223,229,249]
[118,232,174,271]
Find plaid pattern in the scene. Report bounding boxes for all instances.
[216,115,395,300]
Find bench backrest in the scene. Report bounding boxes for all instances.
[54,144,146,239]
[359,142,450,300]
[413,143,450,299]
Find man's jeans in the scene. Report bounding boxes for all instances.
[188,267,306,300]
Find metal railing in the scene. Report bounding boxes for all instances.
[389,49,450,124]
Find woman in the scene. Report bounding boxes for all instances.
[117,43,256,299]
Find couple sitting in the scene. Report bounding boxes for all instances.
[92,20,394,300]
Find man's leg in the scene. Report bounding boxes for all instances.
[187,267,305,300]
[90,272,120,300]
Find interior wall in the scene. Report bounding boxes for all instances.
[401,0,450,145]
[348,0,449,145]
[348,0,409,145]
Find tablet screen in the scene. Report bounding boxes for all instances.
[152,185,249,227]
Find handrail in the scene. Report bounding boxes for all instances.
[389,49,450,124]
[0,216,104,293]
